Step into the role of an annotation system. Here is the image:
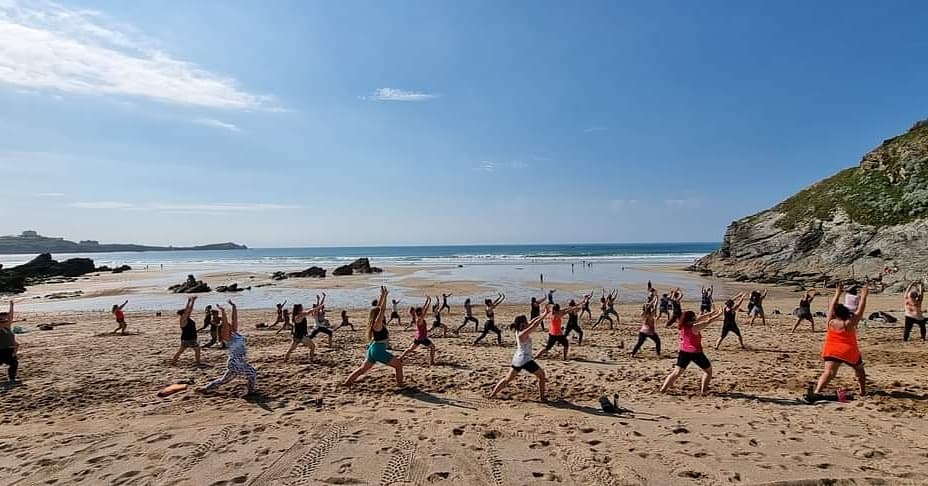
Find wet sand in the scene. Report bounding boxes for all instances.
[2,291,927,485]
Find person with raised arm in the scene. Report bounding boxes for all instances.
[631,303,661,357]
[202,307,222,348]
[430,297,449,337]
[664,288,684,327]
[474,293,506,346]
[791,289,820,333]
[535,298,588,361]
[455,298,480,334]
[283,300,324,362]
[335,310,355,332]
[563,298,586,346]
[580,292,594,322]
[529,295,548,331]
[0,300,19,383]
[659,307,725,395]
[199,300,257,395]
[388,299,403,326]
[309,293,334,347]
[272,300,288,327]
[400,296,438,366]
[814,283,869,396]
[748,289,768,326]
[490,310,551,402]
[343,286,404,387]
[592,292,615,329]
[547,289,557,305]
[605,289,620,324]
[699,286,714,315]
[171,296,202,366]
[903,282,925,342]
[715,293,747,349]
[439,293,452,315]
[111,300,129,335]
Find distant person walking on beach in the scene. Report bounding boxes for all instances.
[700,286,713,315]
[490,310,550,402]
[748,289,768,326]
[631,303,660,357]
[199,300,257,396]
[659,308,725,395]
[343,286,404,387]
[791,289,820,333]
[388,299,402,326]
[474,293,506,346]
[400,297,438,366]
[715,293,746,350]
[171,296,201,366]
[904,282,925,341]
[1,300,19,383]
[111,300,129,335]
[814,283,869,396]
[456,298,480,334]
[439,293,452,314]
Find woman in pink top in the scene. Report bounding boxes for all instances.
[659,308,724,395]
[399,296,438,366]
[631,303,661,357]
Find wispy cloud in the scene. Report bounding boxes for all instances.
[509,160,528,169]
[583,126,608,133]
[68,201,302,212]
[473,161,496,172]
[0,0,276,110]
[192,117,242,133]
[365,88,438,102]
[34,192,65,197]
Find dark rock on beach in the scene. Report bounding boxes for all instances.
[692,118,928,286]
[0,253,97,294]
[333,258,383,276]
[216,283,248,293]
[169,274,211,294]
[287,266,326,278]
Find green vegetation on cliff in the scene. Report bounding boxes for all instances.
[774,120,928,230]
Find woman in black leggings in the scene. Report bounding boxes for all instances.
[474,293,505,346]
[563,299,585,345]
[631,303,661,357]
[456,298,480,333]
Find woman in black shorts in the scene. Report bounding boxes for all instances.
[490,310,550,402]
[474,293,505,346]
[715,292,746,349]
[283,301,323,362]
[660,308,724,395]
[791,289,819,333]
[400,297,438,366]
[579,292,593,322]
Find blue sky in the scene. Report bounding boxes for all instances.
[1,0,926,247]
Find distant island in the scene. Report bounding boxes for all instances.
[0,231,247,254]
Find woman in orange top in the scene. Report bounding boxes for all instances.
[814,283,868,396]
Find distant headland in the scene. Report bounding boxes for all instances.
[0,231,247,254]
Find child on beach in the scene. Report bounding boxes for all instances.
[343,286,404,387]
[0,300,19,383]
[111,300,129,334]
[490,310,550,402]
[199,300,258,395]
[171,296,202,366]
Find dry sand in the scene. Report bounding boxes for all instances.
[2,293,928,485]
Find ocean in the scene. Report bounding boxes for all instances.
[0,242,719,268]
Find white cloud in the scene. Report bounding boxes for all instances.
[0,0,276,110]
[473,161,495,172]
[192,117,242,133]
[367,88,438,102]
[68,201,302,212]
[34,192,65,197]
[583,127,607,133]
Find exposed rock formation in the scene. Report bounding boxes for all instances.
[333,258,383,276]
[168,274,211,294]
[287,266,326,278]
[216,283,248,293]
[693,119,928,287]
[0,253,97,294]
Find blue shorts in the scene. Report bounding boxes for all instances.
[366,341,394,365]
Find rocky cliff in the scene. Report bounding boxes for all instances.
[693,119,928,289]
[0,231,247,254]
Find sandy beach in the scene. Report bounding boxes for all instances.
[2,285,927,485]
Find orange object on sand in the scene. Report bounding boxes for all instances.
[157,383,189,397]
